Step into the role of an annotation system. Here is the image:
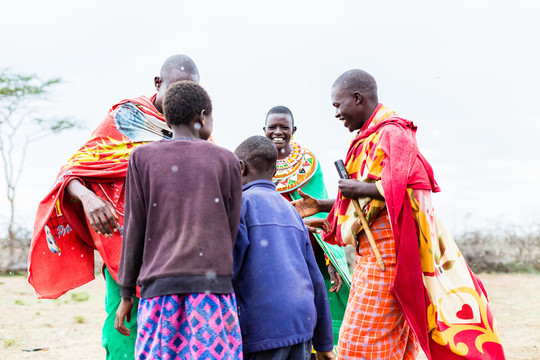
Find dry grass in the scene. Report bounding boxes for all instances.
[0,274,106,359]
[0,273,539,359]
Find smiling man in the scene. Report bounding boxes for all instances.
[292,69,505,359]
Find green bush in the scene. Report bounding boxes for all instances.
[71,292,90,302]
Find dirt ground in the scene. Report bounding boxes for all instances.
[1,273,539,360]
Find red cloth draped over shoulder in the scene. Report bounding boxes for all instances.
[324,107,439,249]
[28,95,163,299]
[324,104,504,359]
[324,106,442,357]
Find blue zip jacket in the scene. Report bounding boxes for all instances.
[232,180,333,354]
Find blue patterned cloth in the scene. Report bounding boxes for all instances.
[136,293,243,359]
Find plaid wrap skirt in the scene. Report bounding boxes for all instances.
[338,209,419,359]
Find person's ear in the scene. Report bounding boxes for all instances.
[292,126,297,135]
[263,126,266,133]
[154,76,162,91]
[239,160,248,176]
[198,109,207,127]
[353,91,363,105]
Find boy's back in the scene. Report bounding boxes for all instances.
[119,138,242,299]
[232,179,333,354]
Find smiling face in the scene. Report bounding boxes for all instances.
[331,85,367,132]
[264,113,296,158]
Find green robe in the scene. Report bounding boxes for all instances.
[284,162,350,346]
[102,267,138,359]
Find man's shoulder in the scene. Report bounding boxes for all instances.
[113,95,155,111]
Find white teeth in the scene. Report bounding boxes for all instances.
[273,138,284,141]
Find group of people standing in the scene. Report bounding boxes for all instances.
[28,54,506,360]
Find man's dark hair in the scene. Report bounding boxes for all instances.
[163,81,212,126]
[235,135,278,173]
[333,69,378,100]
[161,54,200,82]
[265,105,295,126]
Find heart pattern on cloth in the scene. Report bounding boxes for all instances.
[456,304,474,320]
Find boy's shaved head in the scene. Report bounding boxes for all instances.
[160,54,200,83]
[235,135,278,173]
[333,69,378,101]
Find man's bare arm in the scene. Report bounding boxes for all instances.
[66,179,118,236]
[338,179,384,200]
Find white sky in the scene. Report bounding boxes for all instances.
[1,0,539,235]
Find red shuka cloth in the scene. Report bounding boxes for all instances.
[324,104,505,359]
[28,95,163,299]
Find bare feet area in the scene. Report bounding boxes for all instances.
[1,273,539,359]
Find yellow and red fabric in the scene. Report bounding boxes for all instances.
[324,104,505,359]
[28,95,165,299]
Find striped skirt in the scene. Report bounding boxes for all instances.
[136,293,243,360]
[338,209,419,359]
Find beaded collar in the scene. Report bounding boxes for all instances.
[273,142,317,194]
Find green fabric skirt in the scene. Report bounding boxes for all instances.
[102,267,138,360]
[312,236,349,346]
[287,163,350,346]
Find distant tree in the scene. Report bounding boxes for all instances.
[0,69,76,251]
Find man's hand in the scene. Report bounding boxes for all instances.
[79,192,119,237]
[338,178,364,199]
[327,262,343,293]
[291,189,320,218]
[66,179,119,237]
[115,297,134,336]
[316,350,336,359]
[304,218,331,234]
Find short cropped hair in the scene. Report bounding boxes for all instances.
[265,105,295,126]
[333,69,378,99]
[235,135,278,173]
[163,81,212,126]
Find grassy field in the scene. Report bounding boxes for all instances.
[1,273,539,359]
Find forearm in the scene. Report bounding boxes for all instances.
[317,199,336,213]
[356,182,384,200]
[65,178,93,202]
[339,179,384,201]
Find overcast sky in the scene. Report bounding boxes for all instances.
[1,0,539,236]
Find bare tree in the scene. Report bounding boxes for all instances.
[0,69,76,255]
